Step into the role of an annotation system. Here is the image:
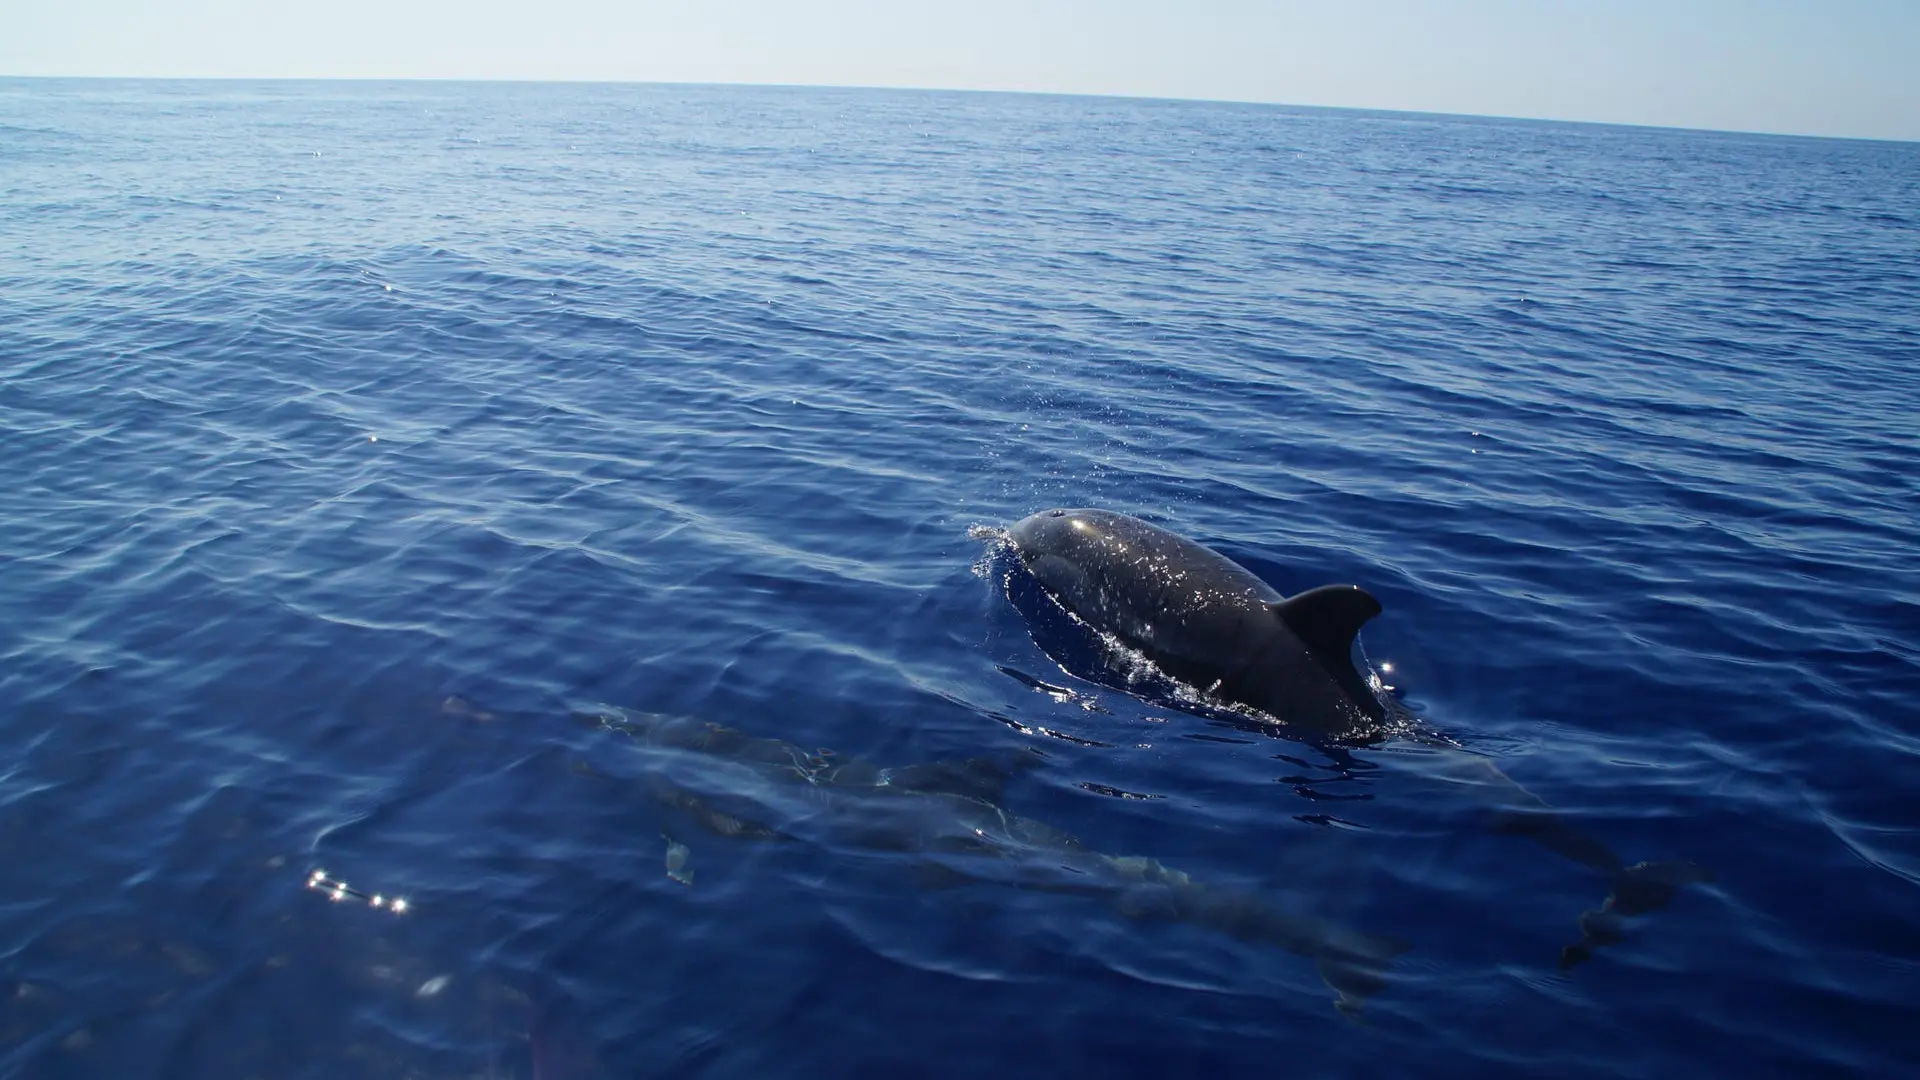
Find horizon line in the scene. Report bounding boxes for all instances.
[4,74,1915,147]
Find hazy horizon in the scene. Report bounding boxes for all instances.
[9,73,1918,147]
[7,1,1918,143]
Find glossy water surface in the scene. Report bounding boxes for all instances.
[2,80,1917,1079]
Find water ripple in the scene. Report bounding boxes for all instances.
[2,79,1917,1080]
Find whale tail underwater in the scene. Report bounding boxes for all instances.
[578,706,1410,1017]
[985,507,1712,969]
[1485,806,1716,968]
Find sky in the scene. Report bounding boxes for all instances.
[4,0,1917,141]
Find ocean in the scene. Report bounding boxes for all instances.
[1,79,1915,1078]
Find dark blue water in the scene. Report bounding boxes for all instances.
[3,79,1916,1079]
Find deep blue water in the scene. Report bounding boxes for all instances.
[2,79,1917,1078]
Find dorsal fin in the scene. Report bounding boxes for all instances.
[1271,585,1382,671]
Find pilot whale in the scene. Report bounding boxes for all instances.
[1004,508,1387,738]
[992,509,1712,966]
[580,706,1409,1015]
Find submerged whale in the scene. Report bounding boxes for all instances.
[581,707,1409,1015]
[1004,508,1387,739]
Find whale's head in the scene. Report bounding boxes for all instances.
[1006,507,1203,591]
[1004,508,1096,596]
[1006,507,1128,582]
[1006,508,1083,560]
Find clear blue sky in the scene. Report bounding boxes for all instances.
[6,0,1917,141]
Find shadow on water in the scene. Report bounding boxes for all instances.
[985,540,1713,971]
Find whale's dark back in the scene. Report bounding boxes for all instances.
[1004,508,1384,737]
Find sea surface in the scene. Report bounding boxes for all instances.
[2,79,1916,1079]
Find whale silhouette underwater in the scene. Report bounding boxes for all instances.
[580,705,1409,1016]
[986,507,1711,967]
